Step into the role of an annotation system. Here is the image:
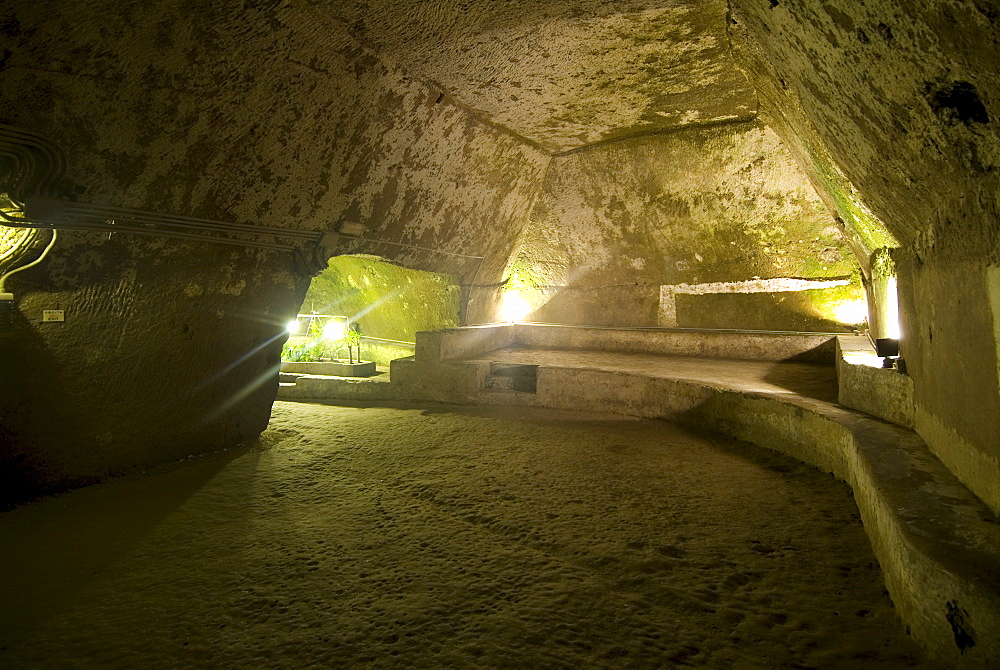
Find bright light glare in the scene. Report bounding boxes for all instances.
[885,276,901,339]
[322,320,348,340]
[500,291,533,322]
[286,319,301,335]
[830,298,869,326]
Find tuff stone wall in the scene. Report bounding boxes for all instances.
[729,0,1000,514]
[0,0,547,505]
[512,118,861,329]
[292,254,460,344]
[320,0,757,152]
[4,0,998,531]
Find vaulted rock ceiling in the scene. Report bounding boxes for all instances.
[314,0,757,152]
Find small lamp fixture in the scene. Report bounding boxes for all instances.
[322,316,350,340]
[875,337,900,369]
[500,290,533,323]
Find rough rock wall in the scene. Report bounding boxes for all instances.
[316,0,757,152]
[729,1,1000,514]
[513,118,859,329]
[298,255,461,342]
[0,0,547,505]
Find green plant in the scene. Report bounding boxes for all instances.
[325,326,362,363]
[281,339,328,362]
[281,320,365,363]
[344,327,361,364]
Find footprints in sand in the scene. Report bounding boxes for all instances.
[655,543,687,558]
[250,405,928,667]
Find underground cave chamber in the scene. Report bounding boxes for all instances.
[1,0,999,665]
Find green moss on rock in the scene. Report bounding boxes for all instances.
[807,147,897,253]
[301,255,461,342]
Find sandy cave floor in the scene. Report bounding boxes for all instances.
[0,400,931,668]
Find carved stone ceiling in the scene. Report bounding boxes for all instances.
[314,0,758,153]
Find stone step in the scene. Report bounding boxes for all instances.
[485,363,538,393]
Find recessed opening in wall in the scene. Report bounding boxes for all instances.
[658,276,869,332]
[868,248,902,341]
[500,287,536,322]
[282,255,462,372]
[498,259,549,323]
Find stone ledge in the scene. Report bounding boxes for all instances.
[280,360,377,377]
[409,323,839,365]
[681,390,1000,667]
[836,335,915,429]
[389,347,999,666]
[515,323,839,363]
[276,372,397,402]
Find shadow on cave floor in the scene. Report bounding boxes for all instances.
[0,445,256,649]
[760,360,839,403]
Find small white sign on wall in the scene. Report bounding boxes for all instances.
[42,309,65,322]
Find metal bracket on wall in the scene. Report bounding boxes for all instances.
[0,292,13,334]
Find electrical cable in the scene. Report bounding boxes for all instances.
[351,236,483,260]
[1,124,323,255]
[0,204,317,251]
[0,229,57,293]
[0,215,296,251]
[0,226,33,263]
[50,201,322,239]
[0,125,66,197]
[0,148,32,203]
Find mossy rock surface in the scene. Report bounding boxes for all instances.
[301,255,461,342]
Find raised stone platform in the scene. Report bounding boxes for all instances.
[280,360,377,377]
[280,324,1000,665]
[277,367,395,402]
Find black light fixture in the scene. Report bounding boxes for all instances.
[875,337,900,369]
